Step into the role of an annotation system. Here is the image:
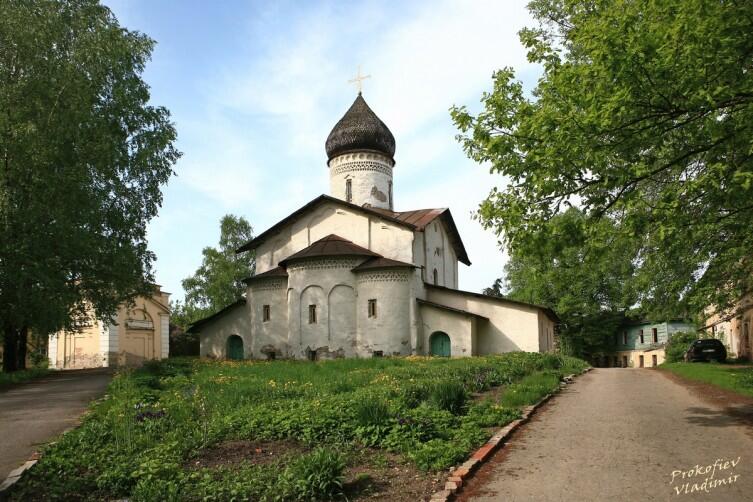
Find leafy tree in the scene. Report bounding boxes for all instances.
[484,208,637,357]
[174,215,255,329]
[0,1,179,371]
[664,331,699,364]
[452,0,753,320]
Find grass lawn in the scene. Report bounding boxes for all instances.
[660,362,753,398]
[8,353,587,501]
[0,367,51,389]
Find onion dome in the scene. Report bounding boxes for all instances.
[325,94,396,160]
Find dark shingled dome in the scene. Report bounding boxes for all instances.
[325,94,396,160]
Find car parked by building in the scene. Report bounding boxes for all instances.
[684,339,727,363]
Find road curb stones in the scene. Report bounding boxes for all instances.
[429,366,593,501]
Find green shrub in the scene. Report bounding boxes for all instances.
[279,448,345,500]
[429,380,467,414]
[354,397,390,426]
[500,371,560,407]
[665,331,699,363]
[464,399,520,428]
[409,439,467,471]
[400,383,429,408]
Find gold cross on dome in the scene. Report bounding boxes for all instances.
[348,65,371,94]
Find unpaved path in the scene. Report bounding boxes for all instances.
[460,368,753,502]
[0,369,111,481]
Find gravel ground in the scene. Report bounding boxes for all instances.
[459,368,753,502]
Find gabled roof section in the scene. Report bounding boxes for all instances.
[370,207,470,266]
[417,299,489,321]
[278,234,380,267]
[352,257,416,272]
[242,266,288,284]
[425,283,560,323]
[186,298,246,333]
[234,194,470,266]
[236,195,419,253]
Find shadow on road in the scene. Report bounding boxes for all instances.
[684,404,753,429]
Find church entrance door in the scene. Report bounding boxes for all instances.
[430,332,451,357]
[227,335,244,360]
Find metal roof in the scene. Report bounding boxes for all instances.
[242,266,288,284]
[351,256,416,272]
[278,234,380,266]
[325,94,395,160]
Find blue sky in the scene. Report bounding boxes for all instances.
[103,0,541,302]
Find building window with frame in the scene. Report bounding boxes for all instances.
[639,330,644,344]
[433,268,438,285]
[652,328,658,343]
[368,299,377,318]
[388,181,393,208]
[308,304,317,324]
[346,179,352,203]
[652,354,658,367]
[262,305,270,322]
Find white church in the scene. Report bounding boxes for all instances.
[191,91,558,360]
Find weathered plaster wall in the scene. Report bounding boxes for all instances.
[614,348,665,368]
[286,257,361,359]
[355,269,413,357]
[254,201,414,274]
[421,221,458,289]
[419,303,476,357]
[198,303,252,359]
[425,288,544,353]
[329,151,394,210]
[49,290,170,369]
[248,279,289,358]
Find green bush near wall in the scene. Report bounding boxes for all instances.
[664,331,700,363]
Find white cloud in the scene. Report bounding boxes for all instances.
[145,0,538,297]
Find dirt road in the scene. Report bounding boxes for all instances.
[461,368,753,502]
[0,369,111,481]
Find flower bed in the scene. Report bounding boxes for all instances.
[7,353,587,501]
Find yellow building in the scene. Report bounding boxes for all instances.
[48,287,171,369]
[704,294,753,359]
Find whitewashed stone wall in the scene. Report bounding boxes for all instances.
[198,303,253,359]
[426,287,548,353]
[419,303,477,357]
[248,279,289,358]
[254,201,414,275]
[286,257,361,359]
[329,151,394,210]
[355,269,413,357]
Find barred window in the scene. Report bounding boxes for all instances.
[368,299,377,318]
[308,305,317,324]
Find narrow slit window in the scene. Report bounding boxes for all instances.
[308,304,317,324]
[652,328,658,343]
[368,299,377,318]
[263,305,270,322]
[433,268,438,285]
[346,179,352,203]
[388,181,393,207]
[639,330,644,344]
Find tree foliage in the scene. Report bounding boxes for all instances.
[172,215,255,329]
[486,208,637,357]
[452,0,753,320]
[0,0,179,370]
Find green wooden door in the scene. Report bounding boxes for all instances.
[430,332,451,357]
[227,335,244,360]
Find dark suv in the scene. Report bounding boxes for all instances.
[684,339,727,363]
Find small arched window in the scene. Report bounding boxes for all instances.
[433,268,438,285]
[346,179,352,203]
